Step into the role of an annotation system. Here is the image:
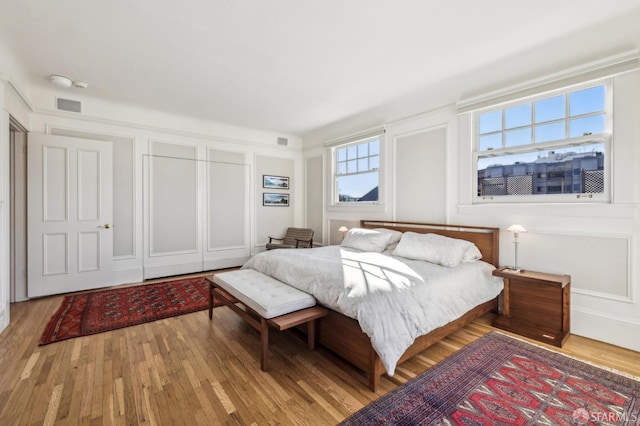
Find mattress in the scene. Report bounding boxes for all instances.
[243,245,503,375]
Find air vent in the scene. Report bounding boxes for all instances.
[277,137,288,146]
[56,98,82,113]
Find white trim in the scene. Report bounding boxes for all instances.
[457,50,639,114]
[457,201,637,218]
[572,308,640,352]
[0,92,10,332]
[0,74,34,113]
[34,106,299,152]
[573,288,634,304]
[323,126,385,148]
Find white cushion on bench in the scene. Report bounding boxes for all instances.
[212,269,316,319]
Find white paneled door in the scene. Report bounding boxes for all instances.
[27,134,113,297]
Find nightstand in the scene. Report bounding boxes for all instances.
[492,267,571,347]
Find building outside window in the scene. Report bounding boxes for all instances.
[334,137,380,203]
[473,80,611,202]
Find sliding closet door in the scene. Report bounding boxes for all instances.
[203,148,251,269]
[143,142,202,279]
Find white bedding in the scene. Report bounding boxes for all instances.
[242,245,503,375]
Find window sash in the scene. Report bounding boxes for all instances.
[473,135,611,203]
[476,81,610,152]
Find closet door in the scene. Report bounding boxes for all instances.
[143,141,202,279]
[203,149,251,270]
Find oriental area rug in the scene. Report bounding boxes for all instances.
[40,276,220,345]
[342,332,640,426]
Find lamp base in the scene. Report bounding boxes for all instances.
[502,267,523,273]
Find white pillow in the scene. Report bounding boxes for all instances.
[382,242,399,256]
[341,228,393,252]
[392,232,477,267]
[462,244,483,262]
[373,228,403,245]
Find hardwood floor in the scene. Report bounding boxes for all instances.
[1,291,639,425]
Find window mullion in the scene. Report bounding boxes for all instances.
[501,110,506,148]
[532,101,536,144]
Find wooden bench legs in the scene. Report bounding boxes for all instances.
[207,277,328,372]
[260,318,269,370]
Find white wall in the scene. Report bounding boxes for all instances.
[0,64,305,316]
[306,62,640,351]
[0,83,9,332]
[0,32,33,329]
[26,95,304,284]
[452,70,640,351]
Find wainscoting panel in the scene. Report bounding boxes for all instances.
[394,127,446,223]
[520,231,630,300]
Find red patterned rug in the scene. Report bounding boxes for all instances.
[40,276,221,345]
[342,332,640,425]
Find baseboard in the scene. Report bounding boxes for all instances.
[0,309,7,334]
[572,308,640,352]
[202,256,249,271]
[112,267,144,286]
[143,262,203,280]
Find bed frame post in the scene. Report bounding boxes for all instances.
[369,349,381,392]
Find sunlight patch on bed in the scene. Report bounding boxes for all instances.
[340,249,424,298]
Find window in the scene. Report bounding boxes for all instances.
[334,137,380,203]
[474,80,611,202]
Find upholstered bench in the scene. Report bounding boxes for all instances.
[206,269,328,371]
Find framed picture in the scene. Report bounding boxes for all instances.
[263,175,289,190]
[263,193,289,207]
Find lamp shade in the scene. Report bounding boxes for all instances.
[507,224,527,233]
[338,226,349,233]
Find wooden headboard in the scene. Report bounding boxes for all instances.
[360,220,500,267]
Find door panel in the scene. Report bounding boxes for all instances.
[43,233,68,275]
[78,231,101,272]
[43,146,68,221]
[77,149,100,221]
[28,133,113,297]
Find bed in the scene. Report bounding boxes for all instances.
[243,220,502,391]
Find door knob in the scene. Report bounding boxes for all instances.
[102,224,111,229]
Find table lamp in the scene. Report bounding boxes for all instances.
[507,224,527,272]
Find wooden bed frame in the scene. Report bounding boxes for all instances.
[313,220,500,391]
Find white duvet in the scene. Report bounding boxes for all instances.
[242,245,503,375]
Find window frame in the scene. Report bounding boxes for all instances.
[472,78,613,204]
[331,135,382,205]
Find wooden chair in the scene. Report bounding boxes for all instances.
[266,227,314,250]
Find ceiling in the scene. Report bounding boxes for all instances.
[1,1,640,137]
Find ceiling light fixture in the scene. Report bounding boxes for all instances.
[50,75,73,88]
[49,74,88,89]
